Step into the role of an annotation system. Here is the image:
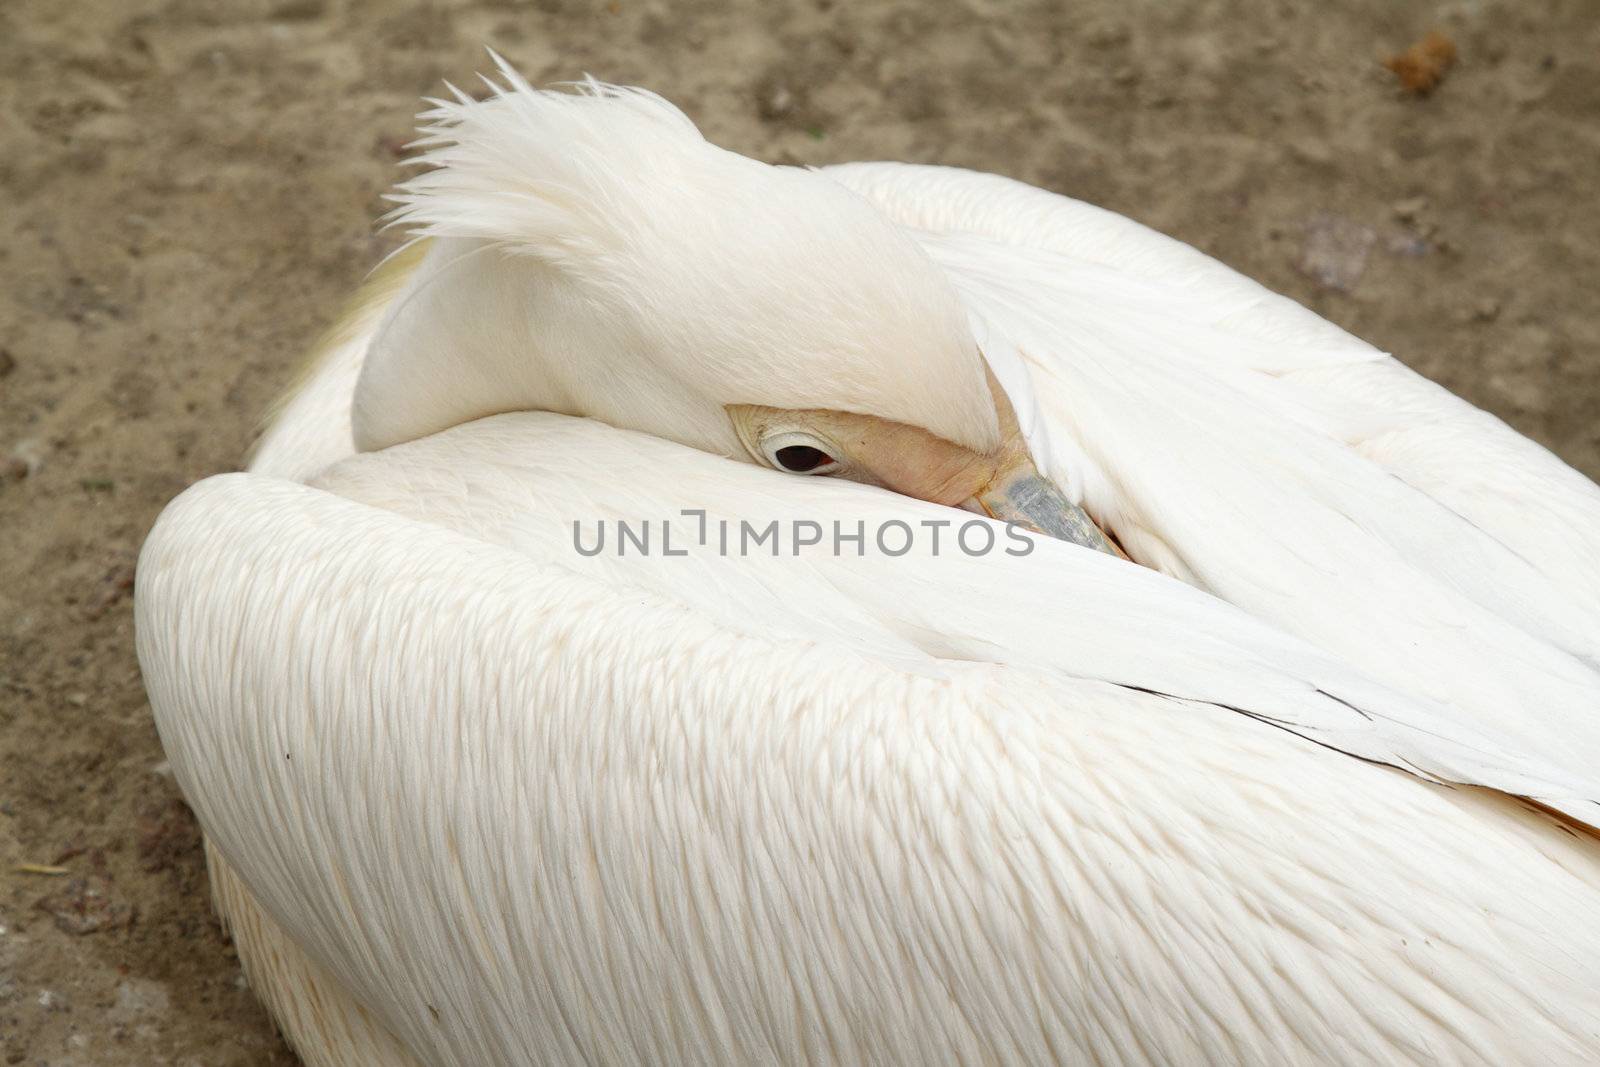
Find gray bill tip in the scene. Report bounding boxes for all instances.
[975,469,1122,557]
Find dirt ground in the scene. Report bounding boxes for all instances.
[1,0,1597,1062]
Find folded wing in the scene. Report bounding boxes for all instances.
[139,431,1600,1065]
[824,161,1600,775]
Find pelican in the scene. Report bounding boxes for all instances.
[137,61,1600,1066]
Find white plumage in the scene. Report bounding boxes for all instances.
[137,63,1600,1066]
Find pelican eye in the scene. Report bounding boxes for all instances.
[775,445,833,472]
[758,431,842,476]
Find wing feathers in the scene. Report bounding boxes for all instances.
[139,470,1600,1065]
[823,161,1600,794]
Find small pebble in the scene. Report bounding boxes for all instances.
[1384,30,1457,95]
[1392,196,1428,221]
[1297,215,1376,292]
[4,440,47,480]
[756,81,795,121]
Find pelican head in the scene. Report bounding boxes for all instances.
[355,63,1113,550]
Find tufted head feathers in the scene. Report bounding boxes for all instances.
[353,58,999,461]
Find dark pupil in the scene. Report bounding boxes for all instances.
[774,445,832,472]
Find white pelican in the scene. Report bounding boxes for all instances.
[137,62,1600,1066]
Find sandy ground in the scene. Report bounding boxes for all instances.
[1,0,1597,1062]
